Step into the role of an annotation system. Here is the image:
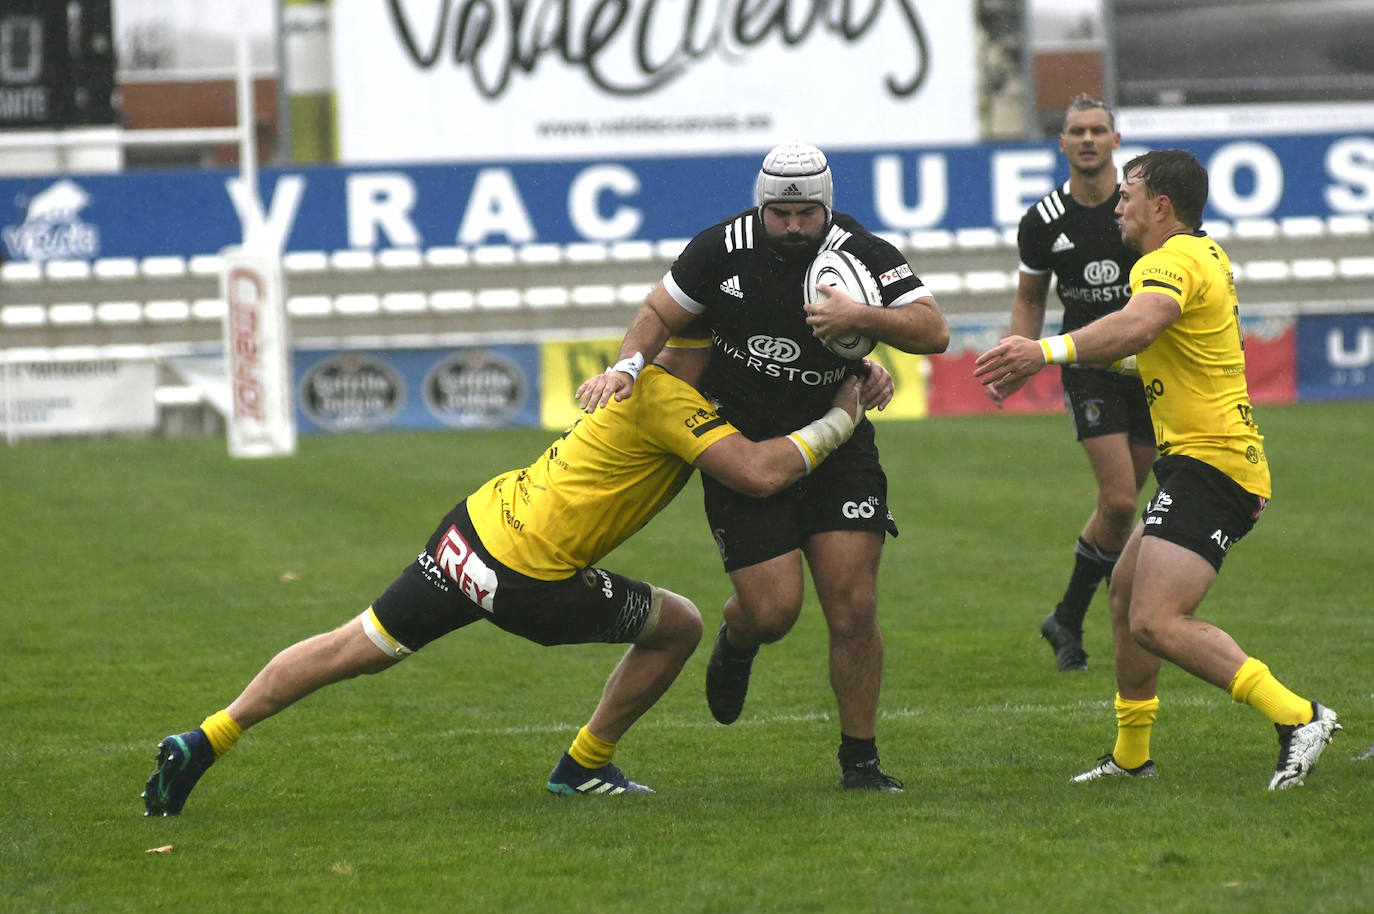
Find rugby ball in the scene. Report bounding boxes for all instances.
[803,249,884,359]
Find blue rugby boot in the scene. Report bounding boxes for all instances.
[142,729,214,816]
[546,752,654,796]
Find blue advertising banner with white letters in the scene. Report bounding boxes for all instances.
[2,132,1371,262]
[293,345,541,434]
[1296,313,1374,401]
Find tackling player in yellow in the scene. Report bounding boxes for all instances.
[143,347,891,813]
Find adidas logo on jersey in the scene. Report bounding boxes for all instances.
[1051,233,1075,253]
[719,275,743,298]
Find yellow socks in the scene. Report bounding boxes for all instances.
[200,710,244,760]
[1112,693,1159,770]
[1228,657,1313,726]
[568,726,616,769]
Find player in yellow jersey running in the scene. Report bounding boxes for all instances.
[973,149,1339,790]
[142,349,892,814]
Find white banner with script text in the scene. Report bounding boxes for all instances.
[332,0,978,162]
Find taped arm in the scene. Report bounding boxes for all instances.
[693,377,863,498]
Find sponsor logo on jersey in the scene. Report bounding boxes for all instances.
[686,406,729,437]
[1058,283,1133,305]
[720,336,849,386]
[746,334,802,363]
[879,263,913,286]
[1140,265,1185,285]
[1051,232,1075,253]
[719,274,744,298]
[434,525,498,611]
[1083,259,1121,284]
[416,551,450,593]
[1149,490,1173,514]
[1209,529,1233,553]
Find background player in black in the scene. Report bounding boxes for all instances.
[578,142,948,791]
[989,94,1156,672]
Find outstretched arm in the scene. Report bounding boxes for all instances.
[974,291,1179,392]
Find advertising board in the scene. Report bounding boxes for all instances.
[2,133,1369,262]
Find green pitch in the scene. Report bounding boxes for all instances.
[3,402,1371,912]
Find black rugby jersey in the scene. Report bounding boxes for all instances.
[665,209,927,439]
[1017,185,1138,333]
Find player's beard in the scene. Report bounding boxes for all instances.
[767,230,823,262]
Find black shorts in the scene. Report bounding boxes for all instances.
[1061,366,1155,446]
[701,421,898,572]
[1141,455,1267,572]
[370,501,656,652]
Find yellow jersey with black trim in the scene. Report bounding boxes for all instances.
[467,365,739,579]
[1130,231,1270,497]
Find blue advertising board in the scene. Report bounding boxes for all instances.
[3,132,1371,262]
[293,344,541,434]
[1296,312,1374,401]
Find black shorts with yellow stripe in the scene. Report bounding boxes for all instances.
[367,500,655,654]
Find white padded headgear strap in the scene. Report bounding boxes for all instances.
[756,142,833,219]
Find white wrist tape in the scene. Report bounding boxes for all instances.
[609,352,645,380]
[787,407,857,474]
[1038,334,1077,365]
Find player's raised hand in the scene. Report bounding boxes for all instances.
[576,368,635,413]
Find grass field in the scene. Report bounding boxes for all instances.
[3,401,1372,913]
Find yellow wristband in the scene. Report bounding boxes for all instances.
[1038,334,1077,365]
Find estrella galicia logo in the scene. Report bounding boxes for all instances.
[2,179,100,262]
[299,353,404,430]
[422,350,527,427]
[746,335,801,363]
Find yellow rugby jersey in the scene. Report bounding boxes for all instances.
[1130,232,1271,497]
[467,365,739,579]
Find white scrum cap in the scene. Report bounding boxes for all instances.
[756,141,833,219]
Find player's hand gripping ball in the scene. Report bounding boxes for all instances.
[803,249,884,359]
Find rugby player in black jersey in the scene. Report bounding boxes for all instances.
[992,94,1156,673]
[578,142,949,791]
